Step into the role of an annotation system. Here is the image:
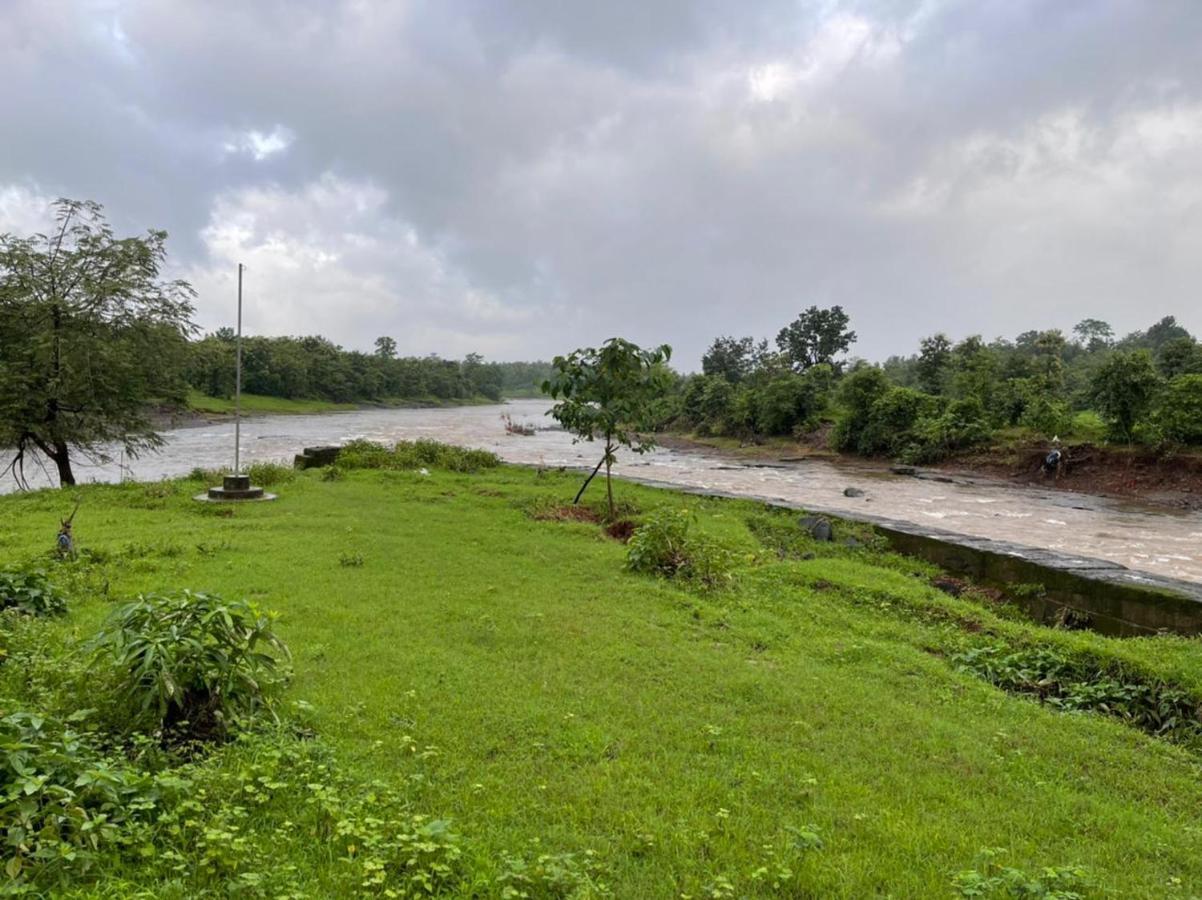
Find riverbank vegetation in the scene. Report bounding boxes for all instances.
[3,453,1202,895]
[185,335,554,407]
[651,308,1202,467]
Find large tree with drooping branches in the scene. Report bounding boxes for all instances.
[0,199,195,487]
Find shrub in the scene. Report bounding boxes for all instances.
[338,439,500,473]
[245,461,296,487]
[751,369,831,437]
[626,508,736,589]
[831,366,891,452]
[1018,395,1073,438]
[1154,374,1202,445]
[698,378,736,433]
[0,709,166,888]
[0,570,66,617]
[952,643,1202,747]
[903,398,992,464]
[857,387,940,456]
[90,591,290,742]
[1089,350,1162,443]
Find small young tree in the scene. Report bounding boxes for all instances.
[1089,350,1162,444]
[0,200,195,486]
[542,338,672,518]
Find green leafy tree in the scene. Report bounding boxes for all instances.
[1156,336,1202,379]
[1143,315,1192,351]
[949,336,1000,415]
[542,338,672,518]
[374,335,397,359]
[830,365,890,452]
[916,333,952,394]
[701,336,766,383]
[1072,318,1114,352]
[462,352,504,401]
[1032,329,1068,390]
[776,305,856,372]
[1155,375,1202,445]
[0,200,195,486]
[1089,350,1162,443]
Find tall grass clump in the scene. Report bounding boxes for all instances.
[338,439,500,473]
[626,507,738,589]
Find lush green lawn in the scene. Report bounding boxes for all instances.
[3,466,1202,896]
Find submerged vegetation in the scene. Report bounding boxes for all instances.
[2,451,1201,894]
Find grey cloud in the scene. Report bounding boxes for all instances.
[2,0,1202,366]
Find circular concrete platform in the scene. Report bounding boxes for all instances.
[194,474,278,503]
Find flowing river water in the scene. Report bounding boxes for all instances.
[5,399,1201,585]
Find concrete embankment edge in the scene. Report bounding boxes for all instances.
[614,475,1202,637]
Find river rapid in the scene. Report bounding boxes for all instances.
[5,399,1201,585]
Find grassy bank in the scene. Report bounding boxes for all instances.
[186,389,498,416]
[3,460,1202,896]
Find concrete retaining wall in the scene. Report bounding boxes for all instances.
[619,477,1202,637]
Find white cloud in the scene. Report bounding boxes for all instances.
[747,13,904,103]
[221,126,295,161]
[0,184,57,236]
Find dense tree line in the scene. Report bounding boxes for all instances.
[658,308,1202,462]
[185,331,553,404]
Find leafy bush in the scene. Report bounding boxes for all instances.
[902,398,992,464]
[0,570,66,617]
[1018,394,1073,438]
[831,365,891,452]
[90,591,290,742]
[698,378,736,433]
[1089,350,1162,442]
[1153,374,1202,445]
[751,368,832,437]
[857,387,940,456]
[338,439,500,473]
[0,715,469,897]
[245,461,297,486]
[0,709,166,889]
[952,643,1202,747]
[626,508,737,589]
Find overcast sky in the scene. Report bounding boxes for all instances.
[3,0,1201,368]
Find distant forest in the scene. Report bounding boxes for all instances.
[185,330,554,403]
[652,310,1202,461]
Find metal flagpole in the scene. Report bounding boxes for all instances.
[235,263,243,475]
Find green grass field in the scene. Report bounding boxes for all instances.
[3,463,1202,896]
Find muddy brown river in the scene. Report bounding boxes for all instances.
[4,399,1200,584]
